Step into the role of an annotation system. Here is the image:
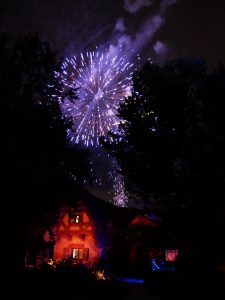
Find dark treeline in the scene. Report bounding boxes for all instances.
[0,33,92,275]
[102,57,225,265]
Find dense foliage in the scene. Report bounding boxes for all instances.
[0,34,91,270]
[103,58,225,211]
[0,34,92,210]
[102,58,225,257]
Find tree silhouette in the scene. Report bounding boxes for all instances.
[102,57,225,258]
[0,34,91,272]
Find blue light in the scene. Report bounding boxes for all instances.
[151,259,161,271]
[151,259,176,272]
[116,276,144,284]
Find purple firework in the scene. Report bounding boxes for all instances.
[56,47,136,147]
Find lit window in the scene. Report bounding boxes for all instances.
[69,212,81,224]
[165,249,179,262]
[72,248,89,261]
[72,248,82,259]
[75,214,80,223]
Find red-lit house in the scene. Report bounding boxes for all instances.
[53,203,103,264]
[26,190,179,273]
[26,191,114,266]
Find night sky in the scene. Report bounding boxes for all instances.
[1,0,225,203]
[1,0,225,69]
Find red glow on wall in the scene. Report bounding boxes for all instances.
[53,204,101,264]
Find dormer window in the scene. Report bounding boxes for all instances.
[69,210,82,224]
[75,214,80,223]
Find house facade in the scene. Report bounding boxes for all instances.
[53,204,101,264]
[26,191,114,267]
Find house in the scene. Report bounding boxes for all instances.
[52,199,111,265]
[25,190,115,267]
[25,190,179,274]
[107,209,179,275]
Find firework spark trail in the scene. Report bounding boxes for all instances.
[56,47,136,147]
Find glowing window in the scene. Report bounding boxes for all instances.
[69,213,81,224]
[75,214,80,223]
[72,248,89,261]
[165,249,179,261]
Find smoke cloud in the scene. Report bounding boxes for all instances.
[153,40,168,55]
[109,0,176,59]
[124,0,153,14]
[114,18,126,33]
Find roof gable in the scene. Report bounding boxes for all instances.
[130,214,159,228]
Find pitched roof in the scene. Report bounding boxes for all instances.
[130,214,159,228]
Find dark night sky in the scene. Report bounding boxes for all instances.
[1,0,225,69]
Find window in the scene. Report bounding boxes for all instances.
[69,212,82,224]
[72,248,82,259]
[165,249,179,262]
[74,214,80,223]
[72,248,89,261]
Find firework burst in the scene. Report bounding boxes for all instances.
[56,47,136,146]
